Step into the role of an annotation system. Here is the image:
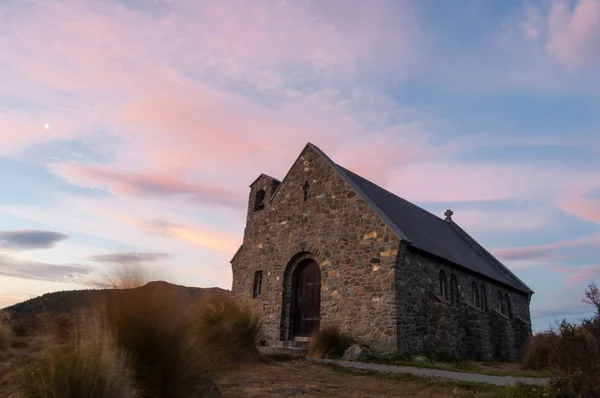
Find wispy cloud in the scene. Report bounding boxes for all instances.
[50,163,242,207]
[493,233,600,262]
[0,253,91,282]
[87,252,171,264]
[0,230,68,250]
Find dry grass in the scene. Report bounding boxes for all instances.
[189,293,260,365]
[2,265,261,398]
[308,326,355,359]
[4,318,138,398]
[0,320,11,351]
[213,359,548,398]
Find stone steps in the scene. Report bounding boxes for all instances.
[257,339,310,359]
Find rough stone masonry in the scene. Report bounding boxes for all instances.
[231,143,533,361]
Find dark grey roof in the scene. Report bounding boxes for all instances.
[336,165,533,294]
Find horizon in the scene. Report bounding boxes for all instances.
[1,0,600,333]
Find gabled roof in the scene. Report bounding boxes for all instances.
[308,143,533,295]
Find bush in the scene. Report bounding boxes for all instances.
[521,330,560,370]
[548,319,600,397]
[190,293,260,365]
[308,326,355,359]
[5,320,137,398]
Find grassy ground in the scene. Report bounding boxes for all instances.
[214,359,549,398]
[363,354,550,379]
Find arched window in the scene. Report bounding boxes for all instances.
[480,285,488,311]
[254,189,265,211]
[439,271,448,300]
[505,293,512,318]
[303,181,309,201]
[471,282,480,308]
[497,290,504,314]
[450,274,459,306]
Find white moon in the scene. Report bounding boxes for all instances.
[45,123,50,130]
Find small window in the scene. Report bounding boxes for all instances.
[497,290,504,314]
[302,181,309,201]
[439,271,448,300]
[471,282,480,308]
[254,189,265,212]
[505,293,512,318]
[450,274,459,306]
[253,270,263,298]
[481,285,488,311]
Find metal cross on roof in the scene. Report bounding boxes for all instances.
[444,209,453,221]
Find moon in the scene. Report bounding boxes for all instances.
[45,123,50,130]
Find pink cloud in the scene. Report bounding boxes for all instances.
[546,0,600,67]
[493,233,600,263]
[552,263,600,284]
[50,163,242,207]
[561,195,600,224]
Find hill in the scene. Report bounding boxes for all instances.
[1,281,229,332]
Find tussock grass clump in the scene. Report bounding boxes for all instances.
[104,282,210,397]
[5,320,137,398]
[308,326,355,359]
[521,330,560,371]
[190,293,261,365]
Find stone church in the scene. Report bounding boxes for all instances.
[231,143,533,361]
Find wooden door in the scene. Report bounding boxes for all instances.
[292,260,321,337]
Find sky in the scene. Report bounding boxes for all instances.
[0,0,599,333]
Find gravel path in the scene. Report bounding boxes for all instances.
[309,358,549,387]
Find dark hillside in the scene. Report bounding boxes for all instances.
[1,281,229,327]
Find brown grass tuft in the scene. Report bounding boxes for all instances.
[5,318,138,398]
[308,326,355,359]
[190,293,261,365]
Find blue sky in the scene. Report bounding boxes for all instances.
[1,0,600,332]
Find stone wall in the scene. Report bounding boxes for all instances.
[394,246,532,361]
[231,145,401,352]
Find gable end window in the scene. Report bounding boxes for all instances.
[303,181,309,201]
[254,189,265,212]
[253,270,263,298]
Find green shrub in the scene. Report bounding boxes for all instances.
[308,326,355,359]
[5,320,137,398]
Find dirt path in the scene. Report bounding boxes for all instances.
[213,359,531,397]
[310,358,549,387]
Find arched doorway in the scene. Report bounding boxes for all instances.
[280,254,321,340]
[292,259,321,337]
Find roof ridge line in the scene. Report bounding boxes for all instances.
[338,166,447,224]
[448,221,533,294]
